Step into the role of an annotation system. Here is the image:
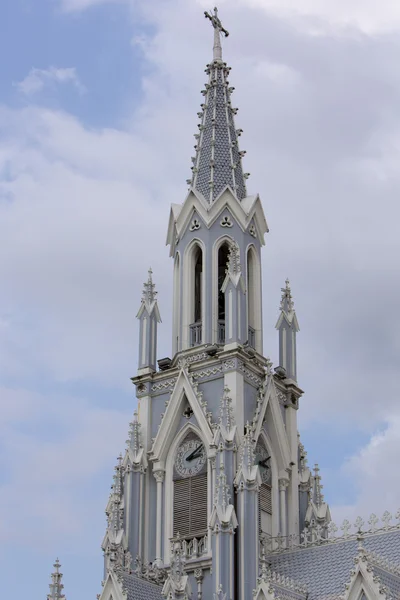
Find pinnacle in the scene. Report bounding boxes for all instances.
[279,278,295,313]
[188,9,247,203]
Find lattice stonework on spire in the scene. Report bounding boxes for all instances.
[190,8,247,203]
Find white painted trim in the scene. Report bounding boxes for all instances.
[166,188,269,256]
[228,289,233,339]
[212,235,234,344]
[172,251,181,354]
[182,238,206,350]
[246,243,263,354]
[258,430,280,538]
[253,378,291,473]
[141,316,147,365]
[150,368,213,463]
[163,422,210,562]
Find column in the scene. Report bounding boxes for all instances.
[279,478,289,542]
[153,469,165,564]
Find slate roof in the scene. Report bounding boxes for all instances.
[191,59,247,204]
[121,573,163,600]
[269,529,400,600]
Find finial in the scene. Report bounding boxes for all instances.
[141,267,157,306]
[214,453,231,512]
[240,422,255,473]
[226,240,241,275]
[204,7,229,62]
[127,410,142,457]
[47,558,66,600]
[279,278,294,313]
[219,386,234,432]
[313,463,324,507]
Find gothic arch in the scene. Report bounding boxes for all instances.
[246,243,262,353]
[164,422,211,562]
[183,238,206,349]
[212,235,234,344]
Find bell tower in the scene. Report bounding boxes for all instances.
[97,8,324,600]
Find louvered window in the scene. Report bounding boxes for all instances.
[173,472,207,538]
[259,483,272,533]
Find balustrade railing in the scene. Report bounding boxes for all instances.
[171,534,208,560]
[217,320,225,344]
[259,509,400,555]
[190,322,202,347]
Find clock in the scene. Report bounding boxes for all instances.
[175,439,206,478]
[255,443,271,484]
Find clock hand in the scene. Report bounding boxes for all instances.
[186,444,203,462]
[258,457,271,468]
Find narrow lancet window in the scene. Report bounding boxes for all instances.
[194,247,203,323]
[247,248,256,348]
[218,243,230,320]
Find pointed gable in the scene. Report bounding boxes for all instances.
[149,366,214,464]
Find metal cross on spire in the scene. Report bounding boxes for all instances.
[204,7,229,61]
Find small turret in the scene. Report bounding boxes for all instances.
[47,558,66,600]
[136,268,161,373]
[275,279,300,381]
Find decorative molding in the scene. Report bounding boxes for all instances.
[151,377,178,392]
[134,555,167,586]
[237,361,262,386]
[192,365,223,380]
[220,215,233,227]
[189,218,201,231]
[153,469,165,483]
[260,509,400,554]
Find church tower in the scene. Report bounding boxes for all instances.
[98,8,329,600]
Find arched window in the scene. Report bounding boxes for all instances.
[217,242,230,343]
[194,247,202,324]
[173,433,208,541]
[255,441,272,536]
[187,244,203,347]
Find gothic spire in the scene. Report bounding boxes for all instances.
[47,558,66,600]
[189,7,248,203]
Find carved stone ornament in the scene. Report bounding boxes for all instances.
[153,469,165,483]
[189,218,201,231]
[220,215,232,227]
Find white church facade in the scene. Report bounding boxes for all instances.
[47,8,400,600]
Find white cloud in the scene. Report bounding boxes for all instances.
[331,413,400,526]
[3,2,400,592]
[57,0,400,34]
[0,387,129,549]
[15,67,86,96]
[238,0,400,34]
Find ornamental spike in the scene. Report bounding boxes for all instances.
[47,558,66,600]
[142,267,157,306]
[280,278,294,313]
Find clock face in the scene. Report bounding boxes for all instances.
[255,443,271,484]
[175,439,206,478]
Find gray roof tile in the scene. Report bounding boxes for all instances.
[269,530,400,600]
[121,573,163,600]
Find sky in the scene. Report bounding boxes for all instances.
[1,0,400,598]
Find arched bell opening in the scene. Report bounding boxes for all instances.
[217,242,230,344]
